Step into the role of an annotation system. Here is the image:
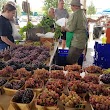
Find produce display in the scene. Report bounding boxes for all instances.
[84,65,103,74]
[13,68,31,80]
[65,64,81,72]
[66,71,81,81]
[88,83,103,95]
[45,79,65,95]
[0,78,7,87]
[60,91,85,108]
[1,64,110,110]
[90,95,110,110]
[0,45,50,69]
[100,73,110,84]
[4,80,25,90]
[32,68,49,83]
[12,89,34,103]
[49,70,66,80]
[25,78,43,89]
[0,66,14,77]
[68,80,89,94]
[36,90,59,106]
[83,74,99,84]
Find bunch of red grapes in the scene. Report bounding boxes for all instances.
[84,65,103,74]
[65,64,82,72]
[83,74,99,84]
[0,78,7,86]
[36,90,59,106]
[68,80,89,94]
[49,70,66,80]
[90,95,110,110]
[13,68,31,79]
[25,78,43,89]
[0,66,14,77]
[45,79,66,95]
[100,73,110,84]
[66,71,81,81]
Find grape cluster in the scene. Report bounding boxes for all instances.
[100,73,110,84]
[84,65,103,74]
[13,89,34,103]
[36,90,59,106]
[102,87,110,96]
[49,70,66,80]
[0,78,7,86]
[66,71,81,81]
[25,78,43,89]
[13,68,31,80]
[65,64,81,72]
[0,45,50,69]
[88,83,103,95]
[4,80,25,90]
[60,91,85,108]
[83,74,99,84]
[90,95,110,110]
[45,79,66,95]
[103,68,110,74]
[0,66,14,77]
[68,80,89,94]
[32,69,49,84]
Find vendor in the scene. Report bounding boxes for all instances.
[0,3,16,51]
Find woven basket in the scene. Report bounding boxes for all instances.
[11,92,36,110]
[3,80,24,96]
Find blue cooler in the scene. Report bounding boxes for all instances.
[56,47,84,66]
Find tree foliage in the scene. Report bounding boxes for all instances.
[43,0,71,14]
[87,1,96,15]
[0,0,8,11]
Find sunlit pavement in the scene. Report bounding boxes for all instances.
[83,36,103,67]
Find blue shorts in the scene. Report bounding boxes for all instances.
[0,43,9,51]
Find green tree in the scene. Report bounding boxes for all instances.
[0,0,8,11]
[87,1,96,15]
[43,0,71,14]
[16,5,22,16]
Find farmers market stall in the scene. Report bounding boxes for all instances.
[0,64,110,110]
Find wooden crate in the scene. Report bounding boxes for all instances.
[40,37,54,44]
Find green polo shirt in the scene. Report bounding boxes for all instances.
[66,9,87,49]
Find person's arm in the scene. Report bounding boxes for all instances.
[61,13,77,32]
[88,16,104,23]
[1,36,16,47]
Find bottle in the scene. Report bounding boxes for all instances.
[102,36,107,44]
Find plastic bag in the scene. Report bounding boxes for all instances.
[11,22,21,40]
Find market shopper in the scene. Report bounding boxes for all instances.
[0,3,16,51]
[55,0,69,49]
[61,0,87,65]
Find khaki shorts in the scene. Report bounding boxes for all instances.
[67,46,84,64]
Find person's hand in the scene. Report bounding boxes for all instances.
[61,26,65,32]
[11,43,16,47]
[100,16,105,19]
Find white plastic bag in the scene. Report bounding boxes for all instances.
[11,22,21,40]
[56,18,68,27]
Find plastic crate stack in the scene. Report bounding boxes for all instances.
[94,42,110,69]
